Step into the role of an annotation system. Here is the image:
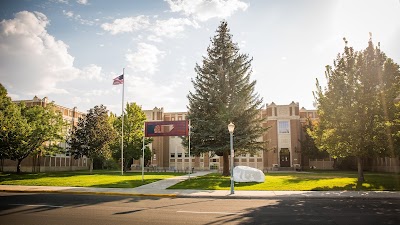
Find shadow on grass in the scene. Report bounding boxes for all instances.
[91,179,161,188]
[299,173,400,191]
[0,171,186,188]
[0,171,87,183]
[169,172,400,191]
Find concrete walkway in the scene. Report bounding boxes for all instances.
[1,171,399,199]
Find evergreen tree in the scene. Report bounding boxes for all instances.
[312,36,400,182]
[187,21,266,176]
[68,105,117,173]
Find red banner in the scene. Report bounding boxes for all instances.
[145,121,189,137]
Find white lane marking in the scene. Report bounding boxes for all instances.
[10,204,63,208]
[177,210,243,215]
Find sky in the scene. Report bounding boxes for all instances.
[1,0,399,114]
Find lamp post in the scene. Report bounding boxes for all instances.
[228,122,235,195]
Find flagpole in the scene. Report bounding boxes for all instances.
[121,68,125,175]
[188,119,191,180]
[142,122,145,182]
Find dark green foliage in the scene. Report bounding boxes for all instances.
[0,83,15,163]
[300,119,329,159]
[187,21,266,176]
[312,36,400,182]
[68,105,117,173]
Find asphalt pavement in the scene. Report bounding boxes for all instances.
[1,171,399,199]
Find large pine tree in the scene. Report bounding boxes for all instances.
[187,21,266,176]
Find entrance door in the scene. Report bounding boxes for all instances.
[280,148,290,167]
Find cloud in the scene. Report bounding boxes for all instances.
[101,15,150,35]
[84,89,110,97]
[166,0,248,21]
[125,75,184,111]
[63,10,94,25]
[151,17,199,38]
[77,0,89,5]
[0,11,102,97]
[56,0,69,4]
[125,43,165,75]
[101,15,198,40]
[147,34,163,42]
[63,10,74,18]
[71,96,91,105]
[80,64,103,81]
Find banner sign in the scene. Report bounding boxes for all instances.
[145,120,189,137]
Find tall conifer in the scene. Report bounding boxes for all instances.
[187,21,266,176]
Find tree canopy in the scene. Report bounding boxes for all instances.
[0,83,19,165]
[312,37,400,182]
[0,84,66,173]
[187,21,266,176]
[110,102,152,171]
[68,104,117,173]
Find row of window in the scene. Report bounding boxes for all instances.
[170,153,262,158]
[170,153,189,158]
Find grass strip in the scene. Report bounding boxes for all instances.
[168,171,400,191]
[0,170,184,188]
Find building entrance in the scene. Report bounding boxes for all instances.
[280,148,290,167]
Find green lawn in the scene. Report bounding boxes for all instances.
[0,171,184,188]
[168,171,400,191]
[1,170,399,191]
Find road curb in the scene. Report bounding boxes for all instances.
[2,189,399,200]
[0,189,178,198]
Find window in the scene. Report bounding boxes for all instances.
[210,164,218,170]
[278,121,290,133]
[177,153,182,158]
[170,153,175,158]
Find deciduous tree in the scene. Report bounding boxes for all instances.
[110,102,152,171]
[312,36,400,182]
[68,105,117,173]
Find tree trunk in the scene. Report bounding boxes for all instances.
[38,152,42,173]
[90,159,93,174]
[1,158,4,172]
[357,157,364,183]
[222,151,229,176]
[17,159,22,173]
[124,160,131,172]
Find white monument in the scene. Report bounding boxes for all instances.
[233,166,265,182]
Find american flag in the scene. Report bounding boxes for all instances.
[113,74,124,85]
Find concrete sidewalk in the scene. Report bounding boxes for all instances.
[1,171,399,199]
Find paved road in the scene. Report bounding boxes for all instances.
[1,192,399,225]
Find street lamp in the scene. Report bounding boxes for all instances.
[228,122,235,195]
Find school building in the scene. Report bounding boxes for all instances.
[139,102,399,173]
[138,102,320,172]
